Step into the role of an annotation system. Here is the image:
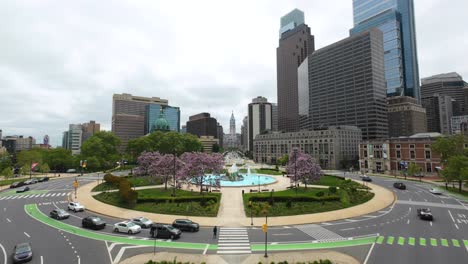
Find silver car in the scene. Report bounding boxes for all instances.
[131,217,153,228]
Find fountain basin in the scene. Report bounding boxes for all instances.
[193,174,276,187]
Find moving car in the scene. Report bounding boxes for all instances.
[68,202,85,212]
[10,181,25,188]
[12,242,33,263]
[82,216,106,230]
[131,217,153,228]
[38,177,49,182]
[172,219,200,232]
[429,188,442,195]
[114,221,141,234]
[50,209,70,220]
[362,176,372,182]
[150,224,181,239]
[23,180,33,185]
[66,169,76,173]
[417,208,433,220]
[393,182,406,190]
[16,186,30,193]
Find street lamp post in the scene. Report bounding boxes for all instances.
[264,212,268,258]
[258,175,260,192]
[249,201,253,226]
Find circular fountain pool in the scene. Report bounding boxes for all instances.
[197,174,276,187]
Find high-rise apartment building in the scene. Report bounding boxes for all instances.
[2,135,35,153]
[387,96,427,137]
[298,29,388,140]
[112,93,169,151]
[82,120,101,142]
[248,96,272,151]
[62,124,83,154]
[351,0,420,102]
[241,116,248,152]
[186,113,218,138]
[421,72,468,116]
[271,103,278,131]
[422,94,453,134]
[277,9,315,132]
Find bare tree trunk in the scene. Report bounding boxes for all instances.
[459,180,462,193]
[164,175,168,190]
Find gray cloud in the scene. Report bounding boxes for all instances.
[1,0,467,146]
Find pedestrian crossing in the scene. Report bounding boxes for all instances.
[217,227,251,254]
[295,224,343,241]
[376,236,468,249]
[0,192,71,200]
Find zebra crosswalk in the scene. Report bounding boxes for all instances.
[217,227,251,254]
[0,192,71,200]
[295,224,343,241]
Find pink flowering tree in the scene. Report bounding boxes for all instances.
[287,148,322,190]
[134,151,162,183]
[178,152,224,193]
[148,154,185,191]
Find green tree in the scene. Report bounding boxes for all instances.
[0,152,12,172]
[406,162,420,180]
[39,163,50,175]
[126,137,152,163]
[81,131,121,171]
[1,167,13,178]
[212,143,220,153]
[277,154,289,166]
[442,155,468,192]
[43,148,74,172]
[16,148,44,178]
[432,134,467,164]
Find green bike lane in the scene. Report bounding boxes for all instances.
[25,203,380,253]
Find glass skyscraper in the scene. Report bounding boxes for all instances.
[145,104,180,133]
[351,0,420,103]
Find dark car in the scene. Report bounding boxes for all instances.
[50,209,70,220]
[172,219,200,232]
[10,181,25,188]
[362,176,372,182]
[417,208,433,221]
[393,182,406,190]
[16,187,30,193]
[82,216,106,230]
[12,242,33,263]
[150,224,181,239]
[38,177,49,182]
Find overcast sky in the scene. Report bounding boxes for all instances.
[1,0,467,146]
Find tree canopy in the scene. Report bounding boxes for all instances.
[80,131,121,170]
[286,148,322,189]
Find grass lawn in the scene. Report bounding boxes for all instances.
[243,187,374,217]
[92,176,163,192]
[444,186,468,198]
[94,188,221,217]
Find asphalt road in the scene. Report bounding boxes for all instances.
[0,172,467,264]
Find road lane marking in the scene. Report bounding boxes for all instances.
[452,239,460,247]
[6,218,11,223]
[408,237,415,246]
[455,224,459,229]
[24,232,30,238]
[203,244,209,255]
[386,236,394,245]
[0,243,6,264]
[440,239,449,247]
[430,238,437,246]
[430,221,433,226]
[340,228,355,231]
[448,210,455,222]
[397,237,405,245]
[363,242,375,264]
[41,255,43,264]
[406,219,410,225]
[419,238,426,246]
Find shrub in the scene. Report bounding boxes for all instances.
[286,199,292,208]
[316,191,324,197]
[340,191,350,207]
[328,186,337,194]
[137,196,218,204]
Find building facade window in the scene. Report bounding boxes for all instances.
[426,163,432,172]
[425,150,431,159]
[410,144,415,149]
[410,150,415,159]
[396,150,401,158]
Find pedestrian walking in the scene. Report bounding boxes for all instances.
[213,226,217,238]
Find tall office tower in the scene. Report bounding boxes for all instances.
[62,124,83,155]
[229,112,236,135]
[277,9,315,132]
[217,123,224,148]
[82,120,101,142]
[241,116,248,151]
[145,104,180,134]
[298,29,388,140]
[186,113,218,138]
[351,0,420,102]
[271,103,278,131]
[112,93,168,151]
[248,96,272,151]
[422,94,453,134]
[0,129,2,140]
[464,87,468,114]
[421,72,468,116]
[387,96,427,137]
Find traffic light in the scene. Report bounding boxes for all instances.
[262,224,268,233]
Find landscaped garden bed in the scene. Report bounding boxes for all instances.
[92,175,163,192]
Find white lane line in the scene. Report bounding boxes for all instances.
[6,218,11,223]
[407,219,410,225]
[203,244,209,255]
[430,221,433,226]
[113,245,148,264]
[363,242,376,264]
[340,228,356,231]
[0,243,7,264]
[41,255,44,264]
[77,256,80,264]
[24,232,30,238]
[448,210,455,223]
[51,193,56,197]
[455,224,459,229]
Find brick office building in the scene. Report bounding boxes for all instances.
[359,133,443,176]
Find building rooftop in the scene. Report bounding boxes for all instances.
[421,72,464,85]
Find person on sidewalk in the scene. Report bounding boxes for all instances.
[213,226,217,238]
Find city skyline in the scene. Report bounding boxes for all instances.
[1,0,467,145]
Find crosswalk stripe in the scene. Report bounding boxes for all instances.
[5,196,12,200]
[217,227,251,255]
[40,194,46,197]
[217,250,251,254]
[452,239,460,247]
[24,195,31,198]
[430,238,437,247]
[45,194,51,197]
[0,197,6,200]
[420,238,426,246]
[295,224,343,241]
[398,237,405,245]
[408,237,415,246]
[440,239,449,247]
[51,193,56,197]
[217,246,250,250]
[387,236,394,245]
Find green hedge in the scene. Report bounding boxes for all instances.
[248,195,340,203]
[137,196,218,204]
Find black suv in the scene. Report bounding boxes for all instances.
[172,219,200,232]
[150,224,181,239]
[10,181,25,188]
[82,216,106,230]
[362,176,372,182]
[393,182,406,190]
[417,208,433,221]
[38,177,49,182]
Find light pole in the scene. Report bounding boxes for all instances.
[249,201,253,226]
[264,211,268,258]
[258,175,260,192]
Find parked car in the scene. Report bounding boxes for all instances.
[393,182,406,190]
[114,221,141,234]
[429,188,442,195]
[362,176,372,182]
[23,180,33,185]
[82,216,106,230]
[150,224,181,239]
[50,209,70,220]
[12,243,33,263]
[68,202,85,212]
[417,208,433,220]
[10,181,25,188]
[66,169,76,173]
[172,219,200,232]
[16,186,30,193]
[30,179,38,184]
[38,177,49,182]
[130,217,153,228]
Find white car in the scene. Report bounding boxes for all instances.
[429,188,442,195]
[68,202,85,212]
[130,217,153,228]
[113,221,141,234]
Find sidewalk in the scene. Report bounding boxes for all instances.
[76,175,395,227]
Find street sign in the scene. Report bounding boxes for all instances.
[262,223,268,233]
